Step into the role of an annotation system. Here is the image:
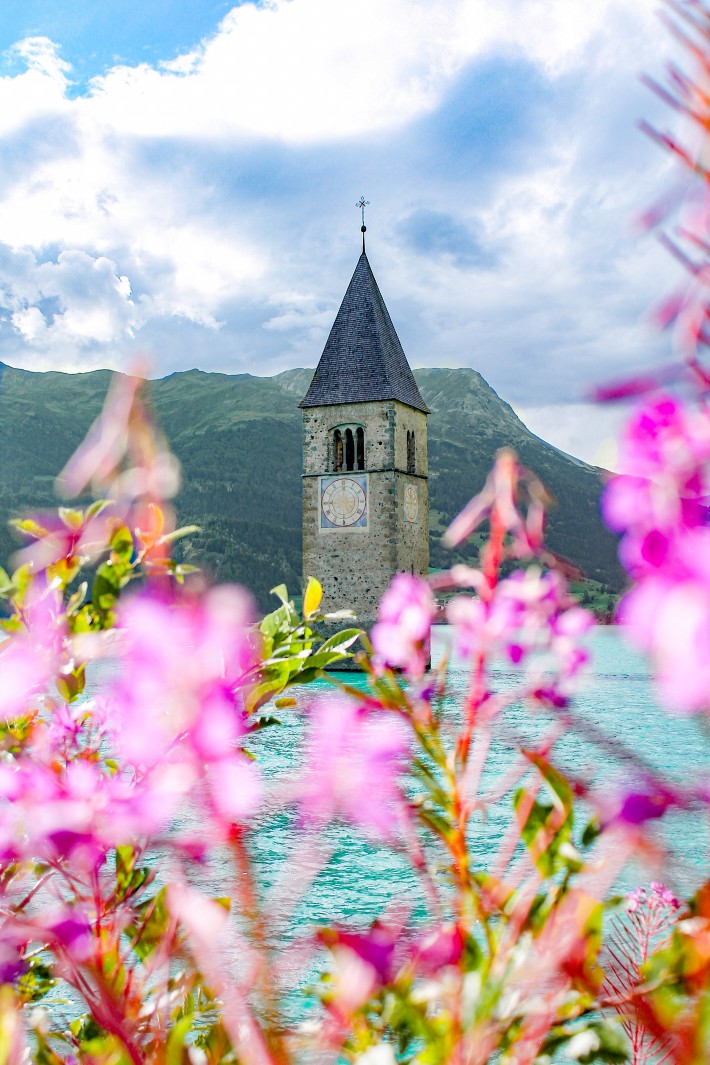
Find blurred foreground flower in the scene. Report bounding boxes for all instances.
[300,697,410,838]
[371,573,436,675]
[604,395,710,712]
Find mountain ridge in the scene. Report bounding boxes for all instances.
[0,364,623,607]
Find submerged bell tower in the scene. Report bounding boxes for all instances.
[299,220,429,636]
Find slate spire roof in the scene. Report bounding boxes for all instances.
[300,252,429,413]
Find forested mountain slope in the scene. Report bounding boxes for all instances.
[0,363,623,608]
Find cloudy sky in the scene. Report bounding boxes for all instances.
[0,0,686,462]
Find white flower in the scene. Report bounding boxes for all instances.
[357,1044,397,1065]
[566,1030,600,1059]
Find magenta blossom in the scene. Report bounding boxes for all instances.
[110,585,256,766]
[371,574,435,675]
[631,882,680,912]
[447,567,593,686]
[0,757,168,866]
[615,787,673,826]
[603,395,710,712]
[44,907,93,962]
[107,585,263,833]
[299,697,409,838]
[0,583,66,721]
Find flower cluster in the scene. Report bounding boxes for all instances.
[0,758,153,868]
[300,696,410,838]
[371,574,436,675]
[627,882,679,914]
[108,586,263,833]
[603,395,710,711]
[447,566,593,696]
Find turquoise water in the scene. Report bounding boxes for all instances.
[247,626,710,928]
[45,625,710,1027]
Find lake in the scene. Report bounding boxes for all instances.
[54,623,710,1026]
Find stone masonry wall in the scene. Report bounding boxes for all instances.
[302,400,428,634]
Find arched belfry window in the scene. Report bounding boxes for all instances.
[407,430,416,474]
[345,428,355,471]
[332,425,365,473]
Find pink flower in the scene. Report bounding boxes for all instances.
[321,923,398,984]
[414,923,464,975]
[616,395,710,481]
[108,585,263,832]
[601,395,710,712]
[299,697,409,838]
[371,574,435,675]
[0,584,65,720]
[0,759,160,866]
[111,586,258,767]
[620,574,710,711]
[446,567,593,684]
[615,786,674,826]
[45,907,93,961]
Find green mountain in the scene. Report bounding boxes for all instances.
[0,362,623,608]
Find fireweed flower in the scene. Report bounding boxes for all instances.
[0,758,163,866]
[108,585,262,831]
[371,574,436,675]
[299,697,409,838]
[447,567,593,688]
[111,585,257,764]
[0,583,66,721]
[603,395,710,711]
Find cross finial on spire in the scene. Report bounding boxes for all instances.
[356,196,370,253]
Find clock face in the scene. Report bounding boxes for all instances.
[403,483,419,523]
[320,475,368,529]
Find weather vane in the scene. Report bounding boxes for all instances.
[356,196,370,253]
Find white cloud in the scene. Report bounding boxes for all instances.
[515,401,629,469]
[457,0,663,78]
[0,0,685,403]
[84,0,464,142]
[1,247,138,356]
[0,38,71,135]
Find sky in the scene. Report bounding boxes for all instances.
[0,0,688,463]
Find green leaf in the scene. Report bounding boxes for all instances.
[160,524,201,544]
[17,960,57,1004]
[412,758,450,809]
[10,564,32,600]
[269,583,290,607]
[110,525,134,563]
[543,1019,629,1063]
[10,517,47,539]
[523,750,573,812]
[124,888,169,961]
[581,816,601,848]
[248,715,283,731]
[86,499,112,520]
[260,602,294,639]
[166,1014,194,1065]
[416,804,454,844]
[514,788,572,878]
[56,665,86,703]
[58,507,84,530]
[0,567,12,597]
[296,649,349,671]
[92,558,131,615]
[318,628,363,655]
[65,581,88,614]
[115,845,153,903]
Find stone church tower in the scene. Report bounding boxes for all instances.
[300,250,429,635]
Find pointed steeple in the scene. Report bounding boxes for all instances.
[300,252,429,413]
